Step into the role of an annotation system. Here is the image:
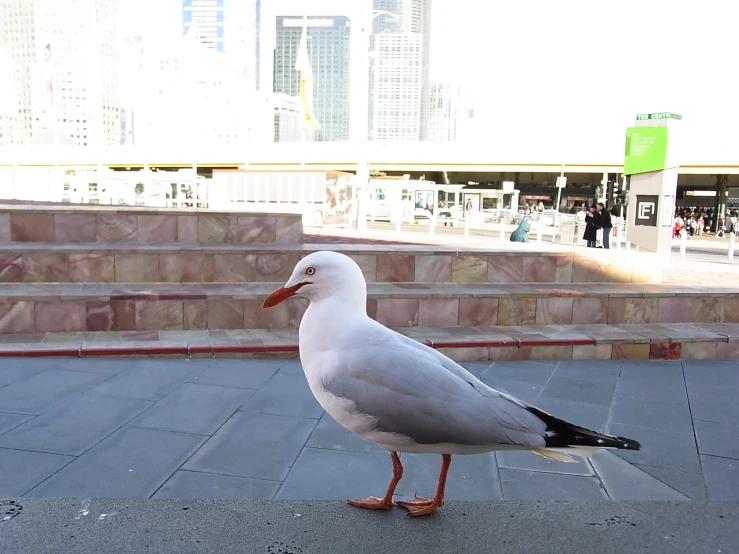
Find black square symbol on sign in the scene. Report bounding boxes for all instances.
[635,195,659,227]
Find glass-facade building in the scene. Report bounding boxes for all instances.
[370,0,431,141]
[273,16,350,142]
[183,0,226,52]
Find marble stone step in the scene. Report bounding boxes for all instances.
[0,242,660,285]
[1,323,738,362]
[0,282,735,335]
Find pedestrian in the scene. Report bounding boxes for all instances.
[688,217,697,239]
[596,202,612,249]
[583,204,599,248]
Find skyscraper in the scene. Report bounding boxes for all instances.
[0,0,120,147]
[273,15,351,142]
[427,82,460,141]
[369,0,431,141]
[122,32,251,147]
[183,0,225,52]
[372,33,422,140]
[181,0,259,94]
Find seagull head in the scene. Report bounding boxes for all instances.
[262,251,367,311]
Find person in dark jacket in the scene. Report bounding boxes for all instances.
[510,218,531,242]
[583,204,599,247]
[597,202,612,249]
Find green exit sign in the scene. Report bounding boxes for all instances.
[636,112,682,121]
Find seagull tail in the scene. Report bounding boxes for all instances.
[526,405,641,451]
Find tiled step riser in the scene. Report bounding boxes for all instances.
[0,208,303,245]
[2,340,738,363]
[0,251,660,285]
[1,293,736,334]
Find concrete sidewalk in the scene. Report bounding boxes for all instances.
[2,499,737,554]
[0,357,737,502]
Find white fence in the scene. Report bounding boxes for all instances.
[0,166,206,208]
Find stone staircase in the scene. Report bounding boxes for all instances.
[1,203,738,361]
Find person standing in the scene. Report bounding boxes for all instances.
[583,205,599,248]
[597,202,612,249]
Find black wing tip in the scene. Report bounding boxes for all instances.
[527,406,642,450]
[614,436,642,451]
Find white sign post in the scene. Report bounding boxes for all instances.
[555,174,566,229]
[624,112,681,255]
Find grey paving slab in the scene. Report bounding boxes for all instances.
[590,451,689,500]
[616,375,688,404]
[635,464,708,500]
[496,449,593,476]
[25,427,206,499]
[0,411,33,435]
[3,500,739,554]
[240,372,323,419]
[394,452,502,502]
[86,362,198,401]
[183,411,316,481]
[609,423,702,474]
[619,360,683,376]
[529,397,611,433]
[459,361,492,378]
[617,361,688,404]
[611,396,694,434]
[540,376,616,408]
[554,360,621,383]
[275,360,306,376]
[0,357,731,503]
[700,454,739,500]
[0,394,153,455]
[306,413,386,455]
[693,420,739,459]
[499,468,608,500]
[684,371,739,400]
[129,383,253,435]
[686,394,739,425]
[681,359,739,376]
[188,359,283,389]
[0,447,73,496]
[482,360,558,385]
[0,370,110,415]
[275,447,389,500]
[478,375,542,403]
[152,470,279,500]
[0,359,55,387]
[58,357,138,375]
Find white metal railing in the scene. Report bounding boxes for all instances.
[0,166,207,208]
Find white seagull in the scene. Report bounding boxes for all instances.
[263,251,640,516]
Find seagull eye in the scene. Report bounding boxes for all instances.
[305,266,316,276]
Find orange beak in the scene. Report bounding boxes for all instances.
[262,282,309,309]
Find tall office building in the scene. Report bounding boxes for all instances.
[271,93,316,142]
[121,32,251,147]
[372,33,422,140]
[427,82,459,141]
[273,15,351,142]
[369,0,431,141]
[0,0,120,146]
[183,0,225,52]
[182,0,259,93]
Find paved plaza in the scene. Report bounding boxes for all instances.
[0,356,737,503]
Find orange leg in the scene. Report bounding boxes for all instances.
[396,454,452,517]
[347,451,403,510]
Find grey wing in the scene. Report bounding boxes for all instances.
[323,340,548,448]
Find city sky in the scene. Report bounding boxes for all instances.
[117,0,739,162]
